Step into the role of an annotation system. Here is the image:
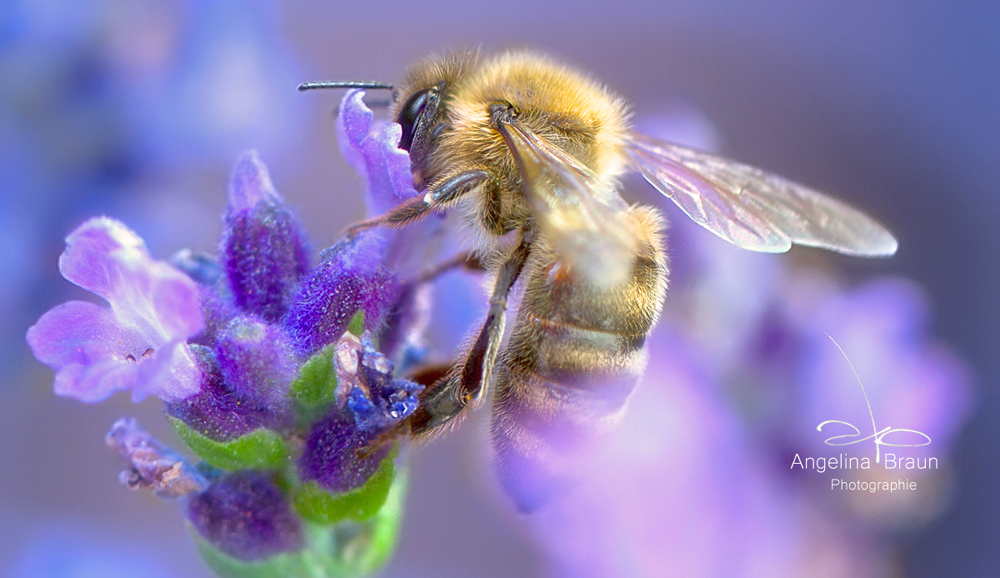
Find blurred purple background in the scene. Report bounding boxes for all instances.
[2,1,996,576]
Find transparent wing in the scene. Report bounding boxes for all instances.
[498,120,639,285]
[626,132,898,257]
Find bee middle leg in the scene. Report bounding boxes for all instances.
[415,251,485,284]
[408,224,537,438]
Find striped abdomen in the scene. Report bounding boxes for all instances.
[490,205,667,511]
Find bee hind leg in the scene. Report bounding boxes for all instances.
[407,224,536,438]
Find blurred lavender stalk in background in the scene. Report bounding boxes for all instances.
[525,185,972,577]
[1,0,303,378]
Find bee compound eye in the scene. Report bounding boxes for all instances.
[397,88,432,151]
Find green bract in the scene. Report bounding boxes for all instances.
[346,311,365,338]
[290,344,339,422]
[192,471,407,578]
[170,417,289,470]
[193,532,311,578]
[289,311,367,426]
[294,451,397,524]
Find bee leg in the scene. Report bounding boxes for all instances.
[415,252,485,284]
[408,224,537,438]
[343,170,497,237]
[355,421,408,460]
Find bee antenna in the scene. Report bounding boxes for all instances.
[297,81,394,92]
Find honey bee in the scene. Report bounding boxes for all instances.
[302,50,897,510]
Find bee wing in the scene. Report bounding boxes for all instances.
[498,121,639,285]
[625,132,898,257]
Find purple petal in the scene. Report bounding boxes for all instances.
[58,219,205,346]
[334,89,445,285]
[58,217,205,342]
[28,301,132,370]
[57,217,148,301]
[221,152,311,323]
[187,471,302,561]
[28,301,141,402]
[228,150,279,211]
[29,218,205,402]
[336,90,418,216]
[139,261,210,343]
[132,341,203,403]
[336,89,375,173]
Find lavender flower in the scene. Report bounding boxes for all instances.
[221,151,310,323]
[27,91,424,577]
[216,315,298,410]
[165,345,282,442]
[335,88,443,281]
[284,233,398,356]
[282,89,423,356]
[187,471,303,562]
[26,217,204,402]
[24,61,974,578]
[299,332,422,493]
[106,417,208,499]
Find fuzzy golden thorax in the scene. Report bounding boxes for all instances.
[394,51,631,219]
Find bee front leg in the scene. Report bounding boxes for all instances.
[343,170,498,237]
[408,224,537,438]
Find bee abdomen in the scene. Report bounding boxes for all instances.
[490,315,651,513]
[509,316,647,399]
[490,205,667,511]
